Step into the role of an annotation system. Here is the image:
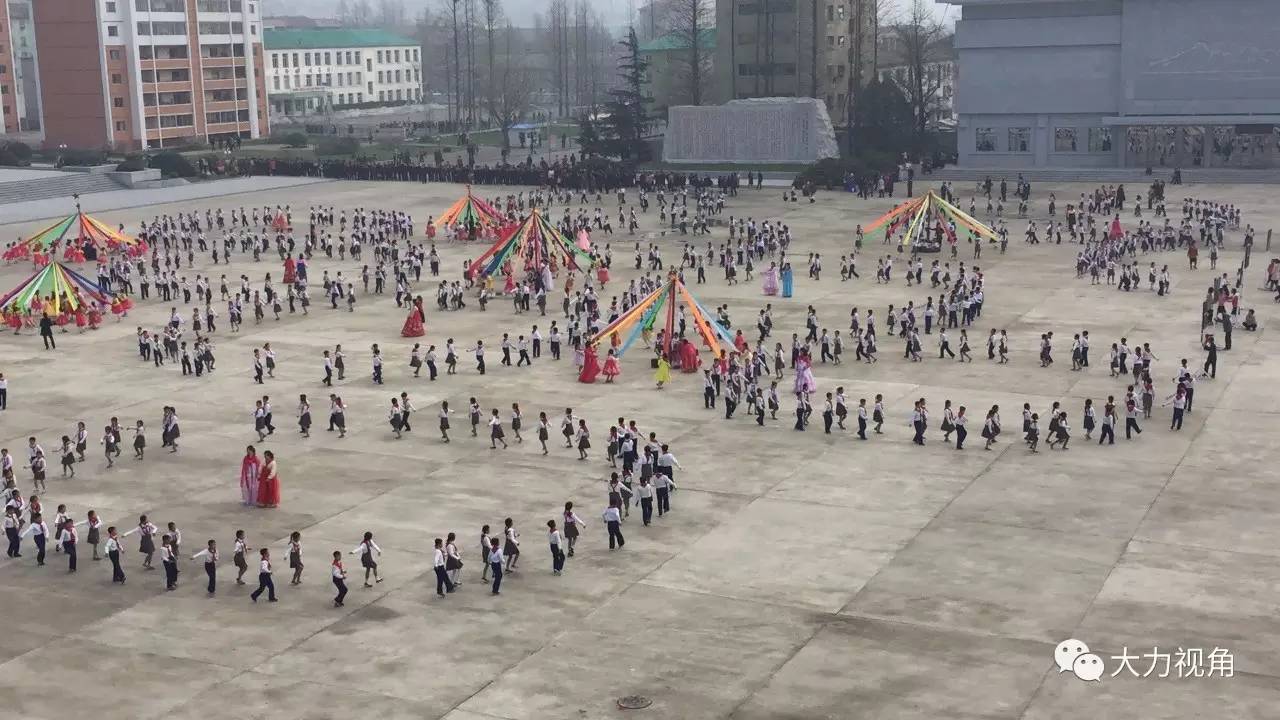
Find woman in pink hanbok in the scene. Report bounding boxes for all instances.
[793,350,817,395]
[762,262,779,295]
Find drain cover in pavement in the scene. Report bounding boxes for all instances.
[617,695,653,710]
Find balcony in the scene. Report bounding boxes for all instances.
[143,103,195,115]
[142,80,194,93]
[144,58,194,71]
[202,78,241,90]
[204,99,243,112]
[146,126,198,139]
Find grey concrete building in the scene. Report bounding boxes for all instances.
[947,0,1280,169]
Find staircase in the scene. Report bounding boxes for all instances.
[922,167,1280,185]
[0,172,125,205]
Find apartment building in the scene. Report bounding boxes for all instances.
[715,0,876,126]
[33,0,269,151]
[0,1,19,133]
[9,0,42,132]
[263,29,422,118]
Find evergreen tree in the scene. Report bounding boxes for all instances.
[595,27,651,161]
[577,115,603,156]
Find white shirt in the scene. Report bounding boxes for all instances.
[602,506,622,523]
[433,547,446,568]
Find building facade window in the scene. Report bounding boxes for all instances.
[1008,127,1030,152]
[116,121,127,131]
[113,97,125,108]
[1088,127,1112,152]
[1054,127,1078,152]
[111,73,123,84]
[108,26,119,37]
[975,127,997,152]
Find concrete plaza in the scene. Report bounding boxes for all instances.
[0,176,1276,719]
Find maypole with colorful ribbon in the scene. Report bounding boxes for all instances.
[863,190,999,252]
[588,270,735,368]
[2,201,147,264]
[437,185,506,232]
[0,259,128,332]
[467,210,593,279]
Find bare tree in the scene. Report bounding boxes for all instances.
[486,23,534,154]
[483,0,502,122]
[378,0,407,27]
[542,0,571,117]
[667,0,712,105]
[895,0,948,148]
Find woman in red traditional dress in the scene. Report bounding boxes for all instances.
[564,270,575,295]
[680,338,701,373]
[87,302,103,329]
[733,330,748,353]
[503,270,516,294]
[256,450,280,508]
[401,296,426,337]
[596,263,609,285]
[601,349,621,383]
[578,342,601,383]
[283,256,297,285]
[74,305,87,332]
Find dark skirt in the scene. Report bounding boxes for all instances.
[139,535,155,554]
[289,551,302,569]
[564,522,579,539]
[578,437,590,450]
[512,418,521,432]
[538,427,549,441]
[440,417,450,430]
[504,540,519,556]
[300,412,312,429]
[134,435,146,449]
[87,527,100,545]
[361,552,376,569]
[491,426,504,439]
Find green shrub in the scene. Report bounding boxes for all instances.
[316,136,360,156]
[797,153,898,189]
[3,141,32,165]
[148,150,197,178]
[57,148,108,167]
[115,154,147,172]
[281,132,309,148]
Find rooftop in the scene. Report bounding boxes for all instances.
[639,28,716,54]
[263,28,419,51]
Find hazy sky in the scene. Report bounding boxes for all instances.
[281,0,952,28]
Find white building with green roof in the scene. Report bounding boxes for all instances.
[263,28,422,117]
